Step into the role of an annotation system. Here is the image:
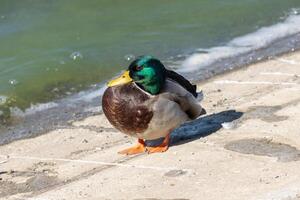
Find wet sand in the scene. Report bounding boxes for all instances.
[1,51,300,200]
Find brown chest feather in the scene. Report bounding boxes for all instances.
[102,84,153,135]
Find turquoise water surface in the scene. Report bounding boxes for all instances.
[0,0,300,116]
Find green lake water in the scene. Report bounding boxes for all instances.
[0,0,300,113]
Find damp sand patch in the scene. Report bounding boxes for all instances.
[225,138,300,162]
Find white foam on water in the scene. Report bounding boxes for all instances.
[70,51,83,60]
[15,85,106,117]
[23,102,59,116]
[0,95,7,105]
[10,107,25,117]
[83,106,102,113]
[9,102,59,118]
[179,14,300,72]
[74,85,107,102]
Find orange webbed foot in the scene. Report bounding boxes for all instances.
[146,134,170,154]
[118,139,146,155]
[146,145,169,154]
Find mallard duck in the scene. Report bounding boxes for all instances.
[102,56,205,155]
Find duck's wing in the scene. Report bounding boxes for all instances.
[166,69,197,98]
[161,79,204,120]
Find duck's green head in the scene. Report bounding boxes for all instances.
[108,56,166,95]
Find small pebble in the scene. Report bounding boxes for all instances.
[164,170,187,177]
[82,139,88,143]
[221,122,235,129]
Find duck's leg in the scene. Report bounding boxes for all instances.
[146,133,170,154]
[118,139,146,155]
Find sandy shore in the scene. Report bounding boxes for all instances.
[1,51,300,200]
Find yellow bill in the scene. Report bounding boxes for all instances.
[107,70,133,87]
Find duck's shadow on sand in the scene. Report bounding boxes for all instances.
[146,110,243,147]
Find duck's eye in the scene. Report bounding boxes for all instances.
[135,65,143,71]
